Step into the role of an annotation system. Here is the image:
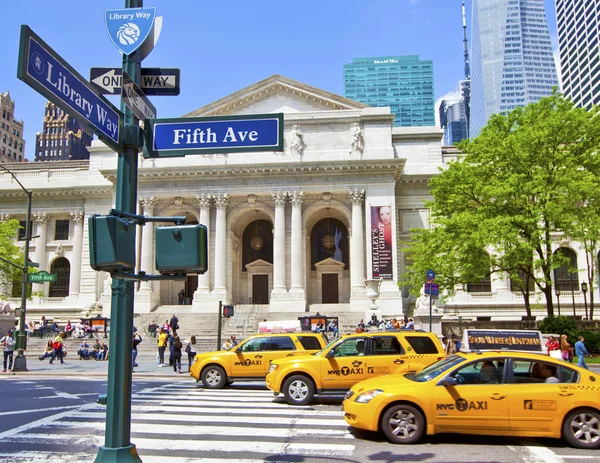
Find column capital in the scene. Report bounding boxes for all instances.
[272,191,287,206]
[34,212,49,224]
[139,196,158,213]
[212,193,229,208]
[70,211,84,224]
[0,213,12,221]
[196,193,212,208]
[348,189,365,204]
[289,191,304,206]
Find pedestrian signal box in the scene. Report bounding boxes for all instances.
[88,215,136,272]
[222,305,234,318]
[155,224,208,275]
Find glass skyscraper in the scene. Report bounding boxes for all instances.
[344,56,435,127]
[556,0,600,109]
[470,0,559,137]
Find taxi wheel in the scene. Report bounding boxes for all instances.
[283,375,314,405]
[201,366,227,389]
[562,408,600,449]
[381,404,424,444]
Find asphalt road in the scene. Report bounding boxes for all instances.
[0,377,597,463]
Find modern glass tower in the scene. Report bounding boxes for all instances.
[344,55,435,127]
[470,0,559,137]
[556,0,600,109]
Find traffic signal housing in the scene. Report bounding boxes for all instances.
[88,215,136,272]
[155,224,208,275]
[222,305,234,318]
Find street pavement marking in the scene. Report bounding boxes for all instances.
[556,457,595,460]
[131,398,331,409]
[79,411,348,426]
[508,441,564,463]
[49,420,354,438]
[0,451,92,463]
[134,393,278,402]
[0,405,81,417]
[130,405,342,416]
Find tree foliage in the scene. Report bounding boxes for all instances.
[0,219,22,282]
[401,92,600,317]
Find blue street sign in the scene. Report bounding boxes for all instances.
[105,7,156,55]
[17,26,122,152]
[424,283,439,296]
[144,113,285,158]
[426,269,435,281]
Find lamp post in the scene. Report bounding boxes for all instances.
[0,164,32,371]
[555,288,561,316]
[569,273,576,317]
[582,282,588,320]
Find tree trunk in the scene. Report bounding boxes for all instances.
[542,285,555,317]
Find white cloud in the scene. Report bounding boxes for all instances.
[435,90,461,127]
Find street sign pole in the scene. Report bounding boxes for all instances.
[95,1,143,462]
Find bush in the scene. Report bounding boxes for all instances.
[538,316,578,337]
[576,331,600,354]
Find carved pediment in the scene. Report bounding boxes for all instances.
[185,75,369,117]
[315,258,345,270]
[245,259,273,272]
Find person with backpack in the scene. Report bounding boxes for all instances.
[1,329,16,372]
[132,332,142,369]
[185,335,197,372]
[49,331,66,365]
[172,335,183,373]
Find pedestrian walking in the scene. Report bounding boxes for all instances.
[1,329,16,372]
[157,328,167,367]
[575,336,591,370]
[178,290,185,305]
[170,314,179,331]
[560,334,573,362]
[230,335,238,347]
[172,335,183,373]
[49,331,66,365]
[132,332,142,369]
[185,335,197,371]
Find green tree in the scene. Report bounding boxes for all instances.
[0,219,23,292]
[401,93,600,317]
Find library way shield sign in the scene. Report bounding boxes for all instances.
[144,113,284,158]
[17,26,122,151]
[105,7,156,55]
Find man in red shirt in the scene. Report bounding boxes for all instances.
[545,335,560,353]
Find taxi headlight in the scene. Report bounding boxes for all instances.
[355,389,384,404]
[268,364,278,373]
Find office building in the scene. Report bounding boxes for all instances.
[556,0,600,109]
[35,102,93,162]
[470,0,559,137]
[344,56,435,127]
[0,92,26,163]
[440,80,470,146]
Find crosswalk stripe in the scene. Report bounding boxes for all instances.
[134,393,278,402]
[79,411,347,426]
[132,405,342,416]
[131,398,337,409]
[49,420,354,438]
[0,453,270,463]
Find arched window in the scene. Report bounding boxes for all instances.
[310,218,349,270]
[49,257,70,297]
[466,251,492,293]
[242,220,273,271]
[553,248,578,292]
[509,269,535,292]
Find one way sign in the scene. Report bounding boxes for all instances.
[90,68,180,96]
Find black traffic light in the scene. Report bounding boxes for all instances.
[222,305,234,318]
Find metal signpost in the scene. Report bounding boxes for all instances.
[426,269,436,332]
[90,67,180,95]
[144,113,284,157]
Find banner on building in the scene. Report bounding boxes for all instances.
[370,205,393,280]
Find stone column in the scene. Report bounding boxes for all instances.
[349,189,365,289]
[213,193,228,292]
[290,191,304,292]
[33,213,49,294]
[196,194,211,293]
[139,197,158,291]
[68,211,84,296]
[272,192,287,292]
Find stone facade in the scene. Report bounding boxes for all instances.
[0,91,26,163]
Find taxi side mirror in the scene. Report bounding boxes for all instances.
[326,350,335,358]
[440,377,458,387]
[235,347,242,354]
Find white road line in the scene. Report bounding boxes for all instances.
[130,405,342,416]
[556,457,596,460]
[0,405,81,417]
[508,442,564,463]
[134,394,277,402]
[49,420,354,438]
[79,411,347,426]
[131,398,330,409]
[8,435,355,456]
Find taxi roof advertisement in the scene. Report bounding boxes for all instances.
[463,329,543,352]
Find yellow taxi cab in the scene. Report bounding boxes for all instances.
[190,331,326,388]
[343,349,600,449]
[266,330,445,405]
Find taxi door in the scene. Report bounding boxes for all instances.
[230,336,269,377]
[320,337,367,389]
[258,336,299,375]
[365,335,411,379]
[431,358,510,433]
[505,359,579,433]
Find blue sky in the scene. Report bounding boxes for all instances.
[1,0,559,161]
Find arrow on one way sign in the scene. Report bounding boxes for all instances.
[90,68,180,96]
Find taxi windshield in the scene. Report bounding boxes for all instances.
[313,337,341,357]
[406,355,465,382]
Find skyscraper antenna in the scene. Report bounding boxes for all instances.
[462,0,470,79]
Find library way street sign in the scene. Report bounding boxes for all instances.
[28,271,56,283]
[17,25,122,151]
[144,113,284,158]
[90,67,180,96]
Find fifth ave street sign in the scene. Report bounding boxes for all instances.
[143,113,284,158]
[17,26,122,151]
[90,67,180,95]
[28,271,56,283]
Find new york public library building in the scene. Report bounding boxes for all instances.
[1,75,589,323]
